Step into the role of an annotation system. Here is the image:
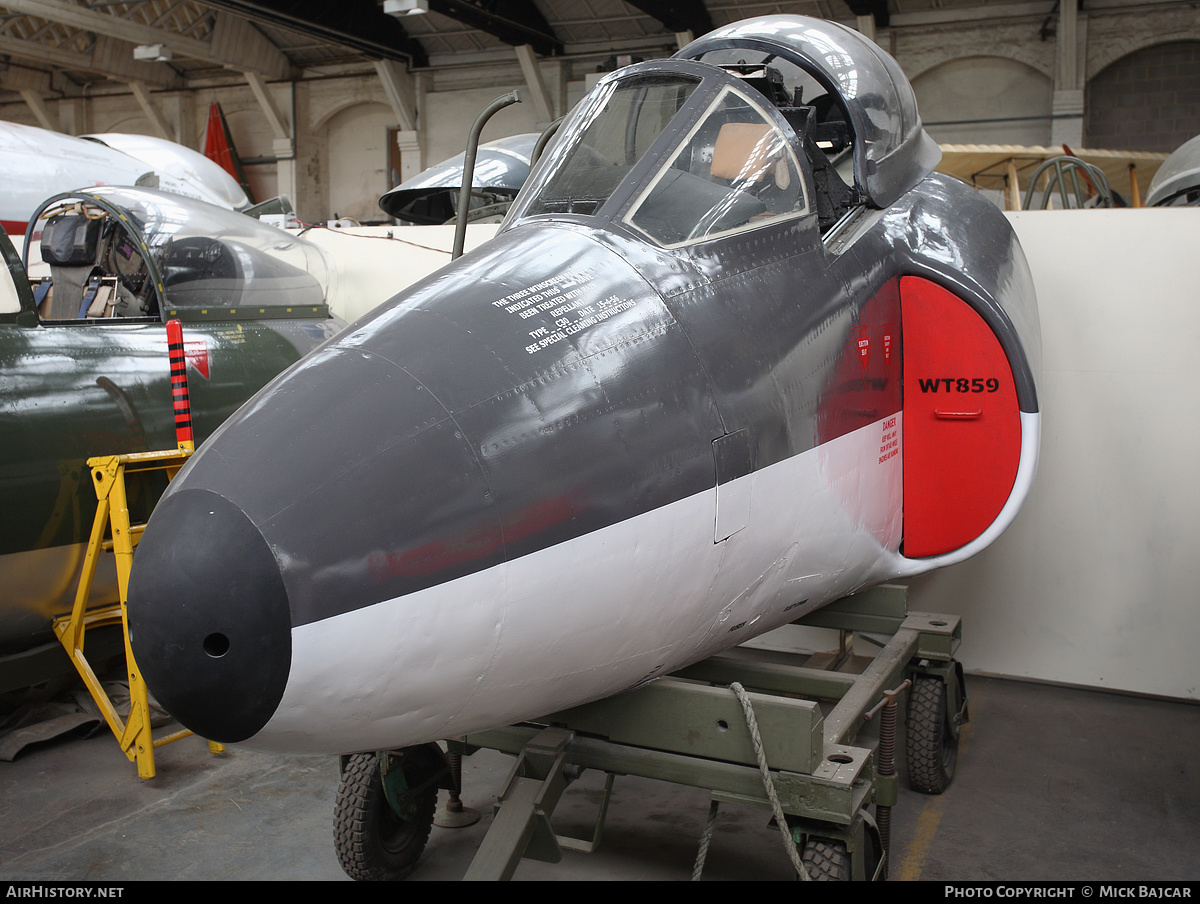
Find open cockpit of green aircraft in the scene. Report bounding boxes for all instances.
[0,187,344,681]
[20,187,331,323]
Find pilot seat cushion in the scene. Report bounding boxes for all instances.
[711,122,780,185]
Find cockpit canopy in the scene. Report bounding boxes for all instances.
[507,58,854,242]
[379,133,539,224]
[26,186,329,322]
[677,15,941,210]
[505,16,938,247]
[1146,134,1200,207]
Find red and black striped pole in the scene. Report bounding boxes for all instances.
[166,319,194,453]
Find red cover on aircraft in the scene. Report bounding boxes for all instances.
[902,276,1021,557]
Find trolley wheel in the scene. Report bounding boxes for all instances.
[800,837,851,880]
[906,673,958,794]
[334,748,439,880]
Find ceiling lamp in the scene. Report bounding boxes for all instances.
[133,44,172,62]
[384,0,429,15]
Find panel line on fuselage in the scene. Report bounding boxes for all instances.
[255,411,904,754]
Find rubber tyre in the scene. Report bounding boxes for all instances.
[334,750,438,881]
[801,838,851,881]
[906,674,958,794]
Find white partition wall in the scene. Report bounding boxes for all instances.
[906,208,1200,701]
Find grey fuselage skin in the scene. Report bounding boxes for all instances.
[126,174,1037,744]
[126,20,1040,750]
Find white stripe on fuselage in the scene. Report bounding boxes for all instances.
[261,410,1041,754]
[255,413,915,754]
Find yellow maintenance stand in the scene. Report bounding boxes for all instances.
[51,447,224,779]
[52,319,223,779]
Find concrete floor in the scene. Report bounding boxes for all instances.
[2,673,1198,882]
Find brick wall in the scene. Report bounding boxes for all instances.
[1085,41,1200,152]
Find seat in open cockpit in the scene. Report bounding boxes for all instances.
[37,214,118,320]
[37,211,154,320]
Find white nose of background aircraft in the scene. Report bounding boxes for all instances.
[127,16,1041,761]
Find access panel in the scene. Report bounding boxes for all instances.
[902,276,1020,557]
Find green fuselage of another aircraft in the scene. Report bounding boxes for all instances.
[0,187,343,674]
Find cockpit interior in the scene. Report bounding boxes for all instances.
[24,186,330,323]
[35,203,155,321]
[507,54,863,246]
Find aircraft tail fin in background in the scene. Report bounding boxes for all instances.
[203,102,254,205]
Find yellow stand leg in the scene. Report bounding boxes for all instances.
[52,449,223,780]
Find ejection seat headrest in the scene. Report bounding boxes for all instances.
[41,214,104,267]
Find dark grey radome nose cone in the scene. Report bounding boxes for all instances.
[127,488,291,743]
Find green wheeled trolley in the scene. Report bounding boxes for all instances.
[332,585,968,880]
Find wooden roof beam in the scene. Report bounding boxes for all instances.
[374,59,417,131]
[620,0,713,39]
[427,0,563,57]
[842,0,890,30]
[197,0,429,68]
[128,80,173,140]
[0,33,179,89]
[1,0,290,78]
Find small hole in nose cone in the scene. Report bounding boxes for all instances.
[203,633,230,658]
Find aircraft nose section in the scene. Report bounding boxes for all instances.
[127,488,291,744]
